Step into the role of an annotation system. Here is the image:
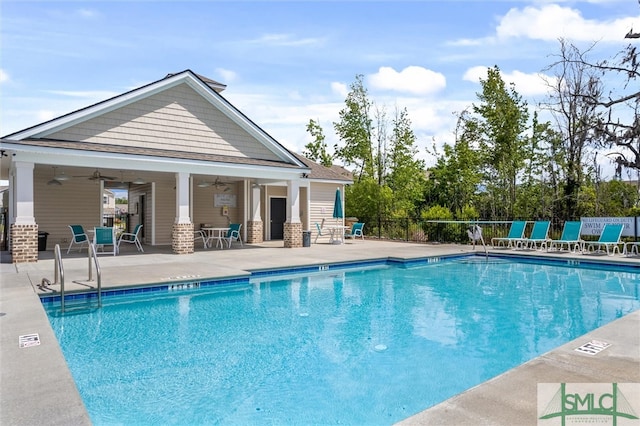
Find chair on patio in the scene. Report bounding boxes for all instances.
[117,224,144,252]
[491,221,526,248]
[344,222,365,240]
[466,224,485,249]
[314,219,328,243]
[583,223,624,256]
[547,221,583,253]
[94,227,118,256]
[194,229,209,249]
[513,220,550,250]
[623,241,640,257]
[67,224,89,254]
[225,223,243,248]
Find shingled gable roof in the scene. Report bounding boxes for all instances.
[293,153,353,183]
[2,69,307,169]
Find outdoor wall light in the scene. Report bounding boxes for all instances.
[132,177,146,185]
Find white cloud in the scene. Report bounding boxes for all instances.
[496,4,639,42]
[215,68,238,84]
[462,66,490,84]
[0,69,8,84]
[368,66,446,96]
[248,33,323,47]
[331,82,348,98]
[37,110,56,122]
[77,9,98,19]
[46,90,119,100]
[463,66,555,96]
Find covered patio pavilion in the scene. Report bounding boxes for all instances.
[0,70,351,263]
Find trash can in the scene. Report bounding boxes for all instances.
[302,230,311,247]
[38,231,49,251]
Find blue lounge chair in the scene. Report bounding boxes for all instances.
[117,224,144,252]
[514,221,550,250]
[345,222,364,240]
[584,224,624,256]
[67,224,89,254]
[94,227,117,256]
[547,221,583,252]
[491,221,526,248]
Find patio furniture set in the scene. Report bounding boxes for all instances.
[67,224,144,256]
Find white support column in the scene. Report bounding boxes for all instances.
[287,179,301,224]
[246,182,264,244]
[284,179,302,248]
[251,184,262,221]
[151,181,156,245]
[175,172,191,224]
[8,169,15,228]
[13,161,35,225]
[172,172,194,254]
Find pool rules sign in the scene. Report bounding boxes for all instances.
[19,333,40,348]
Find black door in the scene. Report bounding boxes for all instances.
[270,198,286,240]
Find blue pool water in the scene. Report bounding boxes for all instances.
[44,257,639,425]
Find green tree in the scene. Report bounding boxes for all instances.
[345,177,393,225]
[333,74,374,180]
[426,109,483,217]
[513,113,555,219]
[473,65,530,219]
[303,119,333,167]
[387,108,426,217]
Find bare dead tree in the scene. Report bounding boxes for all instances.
[541,39,603,219]
[625,0,640,38]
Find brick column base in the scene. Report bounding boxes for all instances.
[11,224,38,263]
[246,221,263,244]
[172,223,194,254]
[284,222,303,248]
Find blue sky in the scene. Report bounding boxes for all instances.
[1,0,638,178]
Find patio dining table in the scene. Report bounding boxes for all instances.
[201,227,230,249]
[325,225,349,244]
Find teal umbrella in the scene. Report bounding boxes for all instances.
[333,188,343,220]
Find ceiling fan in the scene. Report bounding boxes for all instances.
[73,169,117,181]
[197,177,232,191]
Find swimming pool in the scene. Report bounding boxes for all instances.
[43,255,640,425]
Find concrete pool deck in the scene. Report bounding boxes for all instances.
[1,240,638,425]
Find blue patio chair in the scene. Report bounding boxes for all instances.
[117,224,144,252]
[514,220,550,250]
[67,225,89,254]
[314,219,328,243]
[547,221,583,252]
[226,223,243,248]
[491,221,526,248]
[344,222,365,240]
[94,227,117,256]
[584,224,624,256]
